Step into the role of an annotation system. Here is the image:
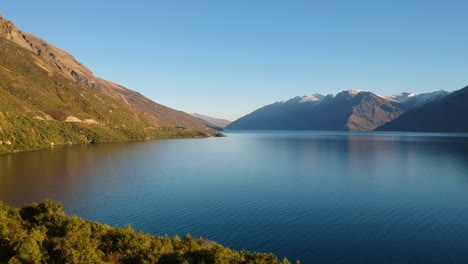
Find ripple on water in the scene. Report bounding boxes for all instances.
[1,132,468,263]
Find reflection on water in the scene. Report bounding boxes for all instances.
[1,132,468,264]
[0,143,140,206]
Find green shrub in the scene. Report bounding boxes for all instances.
[0,200,297,264]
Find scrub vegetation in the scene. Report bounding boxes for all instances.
[0,200,297,264]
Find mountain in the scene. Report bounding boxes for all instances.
[191,113,231,130]
[0,15,219,154]
[376,86,468,132]
[226,90,405,131]
[389,90,449,110]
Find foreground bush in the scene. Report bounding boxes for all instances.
[0,200,297,264]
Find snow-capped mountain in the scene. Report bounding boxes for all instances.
[390,92,418,102]
[389,90,449,110]
[227,90,404,131]
[226,89,453,132]
[377,86,468,132]
[299,93,326,103]
[280,93,326,104]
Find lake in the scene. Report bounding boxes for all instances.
[1,131,468,263]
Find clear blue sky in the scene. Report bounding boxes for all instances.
[2,1,468,120]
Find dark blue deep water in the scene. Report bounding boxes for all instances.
[2,131,468,263]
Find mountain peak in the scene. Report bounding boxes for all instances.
[390,92,418,102]
[280,93,325,104]
[346,89,368,96]
[389,90,450,110]
[334,89,372,100]
[335,89,371,97]
[299,93,325,103]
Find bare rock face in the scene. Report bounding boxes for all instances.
[64,116,82,123]
[0,14,94,85]
[345,92,404,131]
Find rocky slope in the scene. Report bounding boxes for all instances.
[377,86,468,132]
[227,90,405,131]
[0,15,219,154]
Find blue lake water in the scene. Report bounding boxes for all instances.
[1,131,468,263]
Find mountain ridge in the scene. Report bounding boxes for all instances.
[0,15,214,130]
[389,90,449,110]
[0,15,220,154]
[226,90,450,131]
[376,86,468,132]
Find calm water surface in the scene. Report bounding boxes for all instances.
[1,131,468,263]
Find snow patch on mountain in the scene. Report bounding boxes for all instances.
[389,90,450,110]
[390,92,418,102]
[280,93,325,104]
[347,89,368,96]
[299,94,325,103]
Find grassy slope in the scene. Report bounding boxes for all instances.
[0,200,296,264]
[0,38,215,155]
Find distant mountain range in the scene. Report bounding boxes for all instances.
[190,113,231,130]
[0,15,219,154]
[377,86,468,132]
[226,89,460,132]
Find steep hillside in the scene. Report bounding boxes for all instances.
[227,91,404,131]
[377,86,468,132]
[0,15,219,154]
